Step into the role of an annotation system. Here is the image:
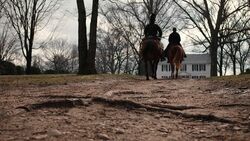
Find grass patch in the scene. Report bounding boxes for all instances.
[0,74,142,87]
[210,74,250,88]
[2,74,248,88]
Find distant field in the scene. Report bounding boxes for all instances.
[210,74,250,88]
[0,74,249,88]
[0,74,141,86]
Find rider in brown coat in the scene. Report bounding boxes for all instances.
[164,28,186,62]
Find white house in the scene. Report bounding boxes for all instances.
[157,54,211,79]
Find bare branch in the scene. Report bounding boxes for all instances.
[3,0,62,74]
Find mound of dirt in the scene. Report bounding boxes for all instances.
[0,76,249,141]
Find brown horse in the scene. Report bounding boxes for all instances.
[140,38,163,80]
[165,44,184,79]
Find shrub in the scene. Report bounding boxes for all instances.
[245,68,250,74]
[0,61,16,75]
[30,66,41,74]
[16,66,25,75]
[44,69,57,74]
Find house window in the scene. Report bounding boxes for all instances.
[181,64,187,72]
[162,76,171,79]
[162,65,167,72]
[181,75,189,78]
[200,76,206,79]
[199,64,206,71]
[192,64,199,71]
[192,76,199,79]
[192,64,206,71]
[162,64,171,72]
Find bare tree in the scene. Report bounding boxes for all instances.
[88,0,99,74]
[237,34,250,74]
[96,28,134,74]
[223,55,231,76]
[220,7,250,75]
[32,55,44,71]
[76,0,88,74]
[0,0,6,19]
[100,0,179,74]
[0,22,18,62]
[43,39,72,73]
[224,37,239,75]
[96,29,119,73]
[3,0,61,74]
[70,45,79,73]
[174,0,250,76]
[77,0,99,75]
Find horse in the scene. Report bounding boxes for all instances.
[140,38,163,80]
[164,44,184,79]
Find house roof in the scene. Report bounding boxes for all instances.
[183,54,211,64]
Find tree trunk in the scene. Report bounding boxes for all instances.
[87,0,99,74]
[219,45,223,76]
[125,45,129,73]
[26,53,32,74]
[240,63,244,74]
[76,0,88,74]
[210,40,218,77]
[26,5,36,74]
[232,57,236,75]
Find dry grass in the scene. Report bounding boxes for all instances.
[0,74,249,88]
[210,74,250,88]
[0,74,142,87]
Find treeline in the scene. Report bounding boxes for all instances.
[0,60,71,75]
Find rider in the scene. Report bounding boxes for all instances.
[140,14,163,57]
[165,28,186,62]
[144,14,162,40]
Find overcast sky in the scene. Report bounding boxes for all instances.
[36,0,195,53]
[37,0,93,45]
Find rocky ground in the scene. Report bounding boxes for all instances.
[0,74,250,141]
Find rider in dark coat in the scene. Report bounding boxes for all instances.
[144,14,162,40]
[169,27,181,45]
[164,28,186,61]
[140,13,163,57]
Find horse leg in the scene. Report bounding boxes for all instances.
[150,61,155,79]
[151,60,156,79]
[171,63,175,79]
[176,62,180,79]
[154,60,159,79]
[145,61,149,80]
[176,67,179,79]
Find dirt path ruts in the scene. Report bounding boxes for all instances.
[0,77,249,141]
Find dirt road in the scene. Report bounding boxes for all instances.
[0,75,249,141]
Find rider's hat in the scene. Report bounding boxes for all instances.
[150,13,156,23]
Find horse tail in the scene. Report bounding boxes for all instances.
[173,45,183,69]
[141,39,158,57]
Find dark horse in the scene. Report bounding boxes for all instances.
[164,44,184,79]
[140,38,163,80]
